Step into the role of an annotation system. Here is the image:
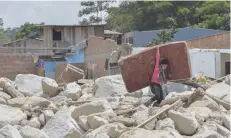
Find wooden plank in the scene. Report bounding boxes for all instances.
[118,41,191,92]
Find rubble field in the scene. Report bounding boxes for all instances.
[0,74,230,138]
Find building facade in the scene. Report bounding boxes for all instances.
[123,28,227,47]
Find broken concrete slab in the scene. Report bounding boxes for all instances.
[41,77,59,97]
[94,75,128,98]
[14,74,44,96]
[20,125,49,138]
[0,125,23,138]
[168,109,199,136]
[42,107,84,138]
[0,105,27,128]
[71,99,112,119]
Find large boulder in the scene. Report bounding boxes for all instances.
[41,77,59,97]
[94,75,128,98]
[14,74,44,96]
[60,82,82,100]
[168,109,199,136]
[42,107,84,138]
[206,83,230,103]
[71,99,112,119]
[0,105,27,128]
[156,118,175,130]
[20,125,49,138]
[0,125,23,138]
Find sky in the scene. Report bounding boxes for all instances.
[0,1,119,28]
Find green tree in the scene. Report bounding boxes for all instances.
[0,18,10,44]
[194,1,230,30]
[78,1,111,24]
[15,22,43,39]
[145,28,178,47]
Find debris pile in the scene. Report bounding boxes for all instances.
[0,74,230,138]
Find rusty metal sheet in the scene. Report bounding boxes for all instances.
[118,41,192,92]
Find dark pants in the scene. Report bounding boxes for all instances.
[150,82,164,104]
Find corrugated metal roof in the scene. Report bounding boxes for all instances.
[37,24,106,27]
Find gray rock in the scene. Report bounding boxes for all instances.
[43,110,54,123]
[28,117,41,129]
[77,115,89,131]
[42,107,84,138]
[39,113,46,126]
[168,110,199,136]
[0,125,23,138]
[192,130,223,138]
[0,91,11,100]
[71,99,112,119]
[0,105,27,128]
[84,123,124,138]
[62,82,82,100]
[216,123,231,138]
[88,110,117,121]
[222,113,231,130]
[7,97,27,107]
[14,74,44,96]
[110,116,135,127]
[188,107,212,124]
[119,128,183,138]
[156,118,175,130]
[41,77,59,97]
[206,83,230,103]
[20,125,49,138]
[0,97,6,104]
[94,75,128,98]
[50,95,68,105]
[87,116,109,129]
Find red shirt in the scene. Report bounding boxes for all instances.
[151,48,160,84]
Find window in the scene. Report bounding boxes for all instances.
[53,27,61,41]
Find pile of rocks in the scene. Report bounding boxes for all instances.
[0,74,230,138]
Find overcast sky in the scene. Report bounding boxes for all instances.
[0,1,119,28]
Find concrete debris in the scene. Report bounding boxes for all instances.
[61,82,82,100]
[19,125,49,138]
[0,105,27,128]
[41,77,59,97]
[0,125,23,138]
[87,116,109,129]
[0,74,230,138]
[168,109,199,135]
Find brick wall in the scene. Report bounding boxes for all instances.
[186,32,230,49]
[0,55,36,80]
[84,36,117,79]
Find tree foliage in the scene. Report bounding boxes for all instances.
[145,28,178,47]
[106,1,230,33]
[0,18,10,44]
[14,22,43,39]
[78,1,112,25]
